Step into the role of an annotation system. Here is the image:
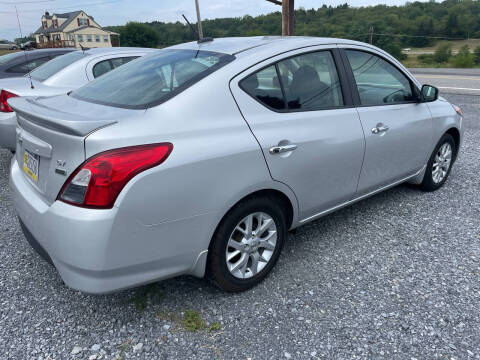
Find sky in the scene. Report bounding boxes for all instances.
[0,0,426,41]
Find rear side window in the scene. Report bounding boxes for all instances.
[7,57,50,74]
[240,50,343,112]
[93,60,112,78]
[93,57,139,78]
[111,56,137,68]
[346,50,414,106]
[72,50,235,109]
[240,65,285,110]
[30,51,85,82]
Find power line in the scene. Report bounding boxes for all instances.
[366,32,470,41]
[0,0,124,13]
[0,0,54,3]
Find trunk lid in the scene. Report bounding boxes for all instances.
[0,76,72,97]
[8,94,141,204]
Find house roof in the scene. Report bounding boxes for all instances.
[64,25,119,35]
[34,10,94,35]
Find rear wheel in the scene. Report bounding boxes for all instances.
[420,133,456,191]
[206,196,286,292]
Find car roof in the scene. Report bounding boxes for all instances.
[167,36,368,55]
[83,47,158,56]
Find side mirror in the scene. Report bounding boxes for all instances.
[421,84,439,102]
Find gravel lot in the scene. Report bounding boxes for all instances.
[0,93,479,360]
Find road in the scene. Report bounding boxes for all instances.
[410,68,480,96]
[0,91,479,359]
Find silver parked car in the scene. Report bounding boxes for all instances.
[9,37,463,294]
[0,47,156,150]
[0,40,18,50]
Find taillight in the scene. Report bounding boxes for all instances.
[0,90,18,112]
[58,143,173,209]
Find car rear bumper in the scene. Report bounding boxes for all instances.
[10,158,212,294]
[0,112,16,150]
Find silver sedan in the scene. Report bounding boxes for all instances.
[0,47,156,150]
[8,37,463,294]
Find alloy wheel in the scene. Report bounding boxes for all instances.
[226,212,277,279]
[432,142,452,184]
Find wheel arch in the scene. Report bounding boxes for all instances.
[445,127,461,161]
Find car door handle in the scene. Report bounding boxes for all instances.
[269,144,298,154]
[371,124,390,134]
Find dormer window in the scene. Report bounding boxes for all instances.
[78,18,89,26]
[42,21,47,29]
[53,19,58,28]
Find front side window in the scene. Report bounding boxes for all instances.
[95,35,100,43]
[29,51,85,82]
[241,50,343,112]
[72,49,235,109]
[77,34,83,42]
[87,35,92,42]
[103,35,108,43]
[346,50,414,105]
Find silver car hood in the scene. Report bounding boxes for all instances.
[0,76,72,97]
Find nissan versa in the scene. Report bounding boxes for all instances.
[8,37,463,294]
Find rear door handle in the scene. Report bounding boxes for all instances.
[269,144,298,154]
[371,124,390,134]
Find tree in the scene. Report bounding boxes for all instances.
[117,22,159,48]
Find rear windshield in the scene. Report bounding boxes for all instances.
[71,49,235,109]
[29,51,85,82]
[0,52,22,65]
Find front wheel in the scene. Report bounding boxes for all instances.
[206,196,286,292]
[420,133,456,191]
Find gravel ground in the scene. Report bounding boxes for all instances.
[0,93,479,360]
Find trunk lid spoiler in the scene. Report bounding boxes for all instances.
[9,96,117,136]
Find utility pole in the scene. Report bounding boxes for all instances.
[369,26,374,44]
[195,0,204,40]
[266,0,294,36]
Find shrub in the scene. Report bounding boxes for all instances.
[433,43,452,63]
[451,45,475,68]
[474,46,480,65]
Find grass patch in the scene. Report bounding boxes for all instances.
[208,321,221,333]
[183,310,206,332]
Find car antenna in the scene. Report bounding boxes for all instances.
[79,43,86,54]
[15,5,34,89]
[182,14,213,44]
[182,14,199,41]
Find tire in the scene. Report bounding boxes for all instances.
[206,196,287,292]
[420,133,456,191]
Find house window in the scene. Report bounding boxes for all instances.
[95,35,100,42]
[103,35,108,43]
[78,18,89,26]
[77,34,83,42]
[42,21,47,29]
[53,19,58,28]
[53,34,60,41]
[87,35,93,42]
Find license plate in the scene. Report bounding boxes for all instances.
[23,150,39,182]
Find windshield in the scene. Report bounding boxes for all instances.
[29,51,85,82]
[0,52,22,66]
[71,49,235,109]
